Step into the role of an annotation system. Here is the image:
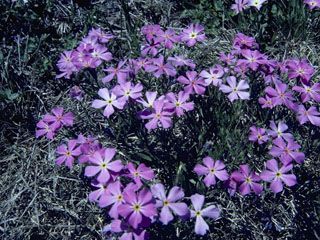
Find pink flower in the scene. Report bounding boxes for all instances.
[231,165,263,195]
[35,120,59,140]
[43,107,74,128]
[112,82,143,102]
[126,162,154,187]
[260,159,297,193]
[292,83,320,103]
[55,139,82,169]
[296,105,320,126]
[102,61,129,83]
[118,188,157,229]
[144,55,176,78]
[194,157,229,187]
[190,194,220,236]
[180,24,206,47]
[248,126,269,144]
[177,71,206,95]
[141,98,174,131]
[219,76,250,102]
[165,91,194,116]
[269,138,305,165]
[151,183,189,225]
[84,148,123,183]
[92,88,126,118]
[200,65,224,86]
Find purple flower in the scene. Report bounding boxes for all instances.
[91,44,113,65]
[167,55,196,69]
[269,138,305,165]
[144,55,176,78]
[141,40,161,57]
[99,180,125,218]
[77,136,101,164]
[233,33,258,51]
[88,181,108,203]
[264,81,296,110]
[141,98,174,131]
[200,65,224,86]
[231,165,263,195]
[177,71,206,95]
[194,157,229,187]
[219,76,250,102]
[126,163,154,187]
[258,95,275,109]
[165,91,194,116]
[155,29,179,49]
[69,85,84,101]
[141,24,162,41]
[248,0,268,10]
[88,28,114,43]
[106,219,149,240]
[304,0,320,9]
[55,139,82,169]
[102,61,129,83]
[248,126,269,144]
[56,50,78,79]
[137,91,158,109]
[286,59,315,84]
[238,49,266,71]
[260,159,297,193]
[293,83,320,103]
[85,148,124,183]
[118,188,157,229]
[43,107,74,128]
[35,120,59,140]
[190,194,220,236]
[219,52,236,65]
[180,24,206,47]
[267,121,293,141]
[112,82,143,102]
[231,0,249,14]
[151,183,189,225]
[92,88,126,118]
[296,105,320,126]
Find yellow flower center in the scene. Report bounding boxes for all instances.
[275,172,282,178]
[245,177,252,183]
[195,211,201,216]
[117,194,123,201]
[133,203,141,212]
[175,102,181,107]
[189,32,197,39]
[101,163,107,169]
[66,151,71,156]
[163,200,169,206]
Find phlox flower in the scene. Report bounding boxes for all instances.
[99,180,125,218]
[88,28,114,43]
[264,81,296,110]
[231,165,263,195]
[118,188,157,229]
[233,33,258,51]
[55,139,82,169]
[267,121,293,141]
[43,107,74,128]
[77,135,101,164]
[249,126,269,144]
[144,55,176,78]
[219,76,250,102]
[166,91,194,116]
[177,71,206,95]
[292,83,320,103]
[126,162,154,187]
[167,55,196,69]
[286,59,315,84]
[151,183,189,225]
[35,120,59,140]
[141,24,162,41]
[258,95,275,109]
[238,49,266,71]
[180,23,206,47]
[92,88,126,118]
[231,0,249,14]
[194,157,229,187]
[304,0,320,9]
[85,148,123,183]
[200,65,224,86]
[155,29,179,49]
[140,40,161,57]
[91,44,113,65]
[269,138,305,165]
[69,85,84,101]
[56,50,78,79]
[219,52,236,65]
[112,82,143,102]
[248,0,268,10]
[296,105,320,126]
[141,98,174,131]
[102,61,129,83]
[260,159,297,193]
[105,219,149,240]
[190,194,220,236]
[131,58,149,74]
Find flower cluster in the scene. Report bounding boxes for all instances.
[53,134,220,238]
[36,107,74,140]
[231,0,268,14]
